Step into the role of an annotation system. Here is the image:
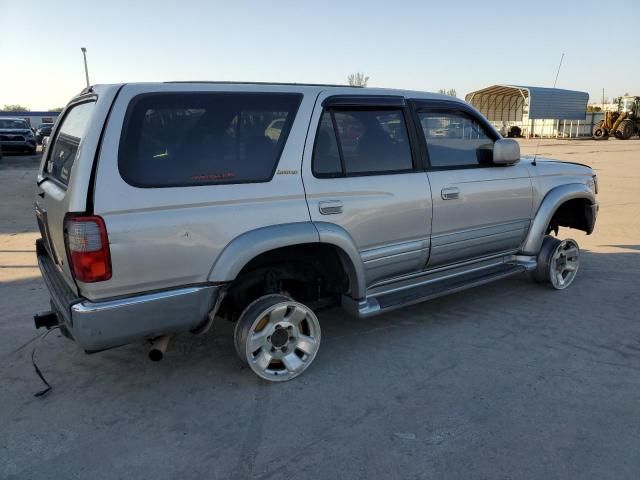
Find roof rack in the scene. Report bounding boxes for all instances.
[164,80,362,88]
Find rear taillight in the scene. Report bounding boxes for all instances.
[64,215,112,282]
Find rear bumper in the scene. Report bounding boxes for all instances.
[36,239,219,352]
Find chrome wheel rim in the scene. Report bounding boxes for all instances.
[549,239,579,289]
[243,301,321,381]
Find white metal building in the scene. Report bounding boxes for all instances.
[465,85,590,138]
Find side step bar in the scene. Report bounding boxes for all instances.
[345,263,527,318]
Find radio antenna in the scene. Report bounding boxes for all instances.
[532,52,564,166]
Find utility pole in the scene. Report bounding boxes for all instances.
[81,47,90,88]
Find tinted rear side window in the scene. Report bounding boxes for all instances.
[312,111,342,176]
[335,110,412,174]
[46,102,95,185]
[312,108,413,177]
[119,93,302,187]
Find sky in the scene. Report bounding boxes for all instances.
[1,0,638,110]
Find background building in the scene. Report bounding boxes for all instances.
[465,85,593,138]
[1,111,61,128]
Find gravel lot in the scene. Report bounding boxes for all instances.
[1,140,639,479]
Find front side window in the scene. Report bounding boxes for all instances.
[312,108,413,176]
[119,92,302,187]
[46,102,95,185]
[418,110,495,168]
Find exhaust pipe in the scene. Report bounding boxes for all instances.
[149,335,171,362]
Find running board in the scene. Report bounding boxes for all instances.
[344,263,527,318]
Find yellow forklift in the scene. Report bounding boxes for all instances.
[593,96,640,139]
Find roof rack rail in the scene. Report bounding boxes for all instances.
[164,80,363,88]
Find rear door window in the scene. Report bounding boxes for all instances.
[312,108,414,177]
[45,102,95,185]
[119,93,302,187]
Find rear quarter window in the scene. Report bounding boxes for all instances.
[118,92,302,187]
[46,101,95,185]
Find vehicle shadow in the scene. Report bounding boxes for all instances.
[604,244,640,251]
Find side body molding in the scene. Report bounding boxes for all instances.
[520,183,596,255]
[207,222,367,300]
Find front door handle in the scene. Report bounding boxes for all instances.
[441,187,460,200]
[319,200,343,215]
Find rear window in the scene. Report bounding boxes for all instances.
[119,92,302,187]
[46,102,95,185]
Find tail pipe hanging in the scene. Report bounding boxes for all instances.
[149,335,171,362]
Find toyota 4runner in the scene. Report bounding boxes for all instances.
[34,82,598,381]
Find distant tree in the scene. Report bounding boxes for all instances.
[348,72,369,87]
[438,88,457,97]
[2,104,30,112]
[587,105,602,112]
[49,107,64,112]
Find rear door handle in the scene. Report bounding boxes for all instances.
[319,200,343,215]
[441,187,460,200]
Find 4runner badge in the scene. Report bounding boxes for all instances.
[276,169,298,175]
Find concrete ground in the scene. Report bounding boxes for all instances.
[1,140,639,479]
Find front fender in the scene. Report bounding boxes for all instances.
[520,183,596,255]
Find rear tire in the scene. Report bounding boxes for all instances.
[533,236,580,290]
[616,119,635,140]
[234,294,321,382]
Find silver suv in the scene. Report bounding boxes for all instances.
[34,82,598,381]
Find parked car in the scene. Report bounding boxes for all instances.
[34,83,598,382]
[0,117,37,154]
[36,123,55,145]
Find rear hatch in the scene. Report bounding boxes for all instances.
[34,85,122,292]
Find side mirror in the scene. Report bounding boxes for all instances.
[493,138,520,165]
